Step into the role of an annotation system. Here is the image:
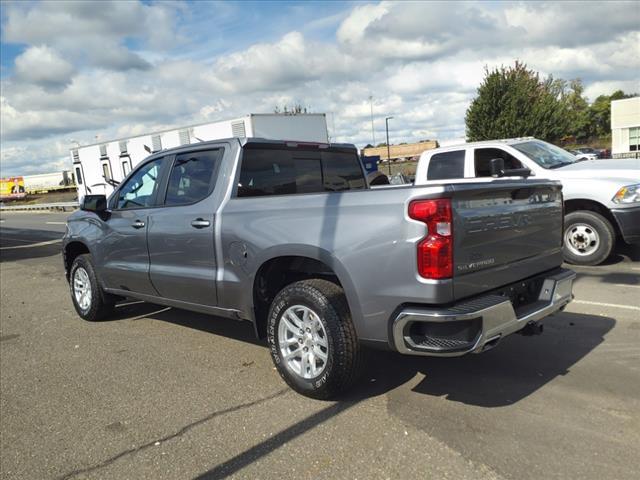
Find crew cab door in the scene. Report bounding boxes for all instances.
[146,147,223,306]
[100,156,168,295]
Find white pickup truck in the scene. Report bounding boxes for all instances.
[414,138,640,266]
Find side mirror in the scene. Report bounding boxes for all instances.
[490,158,505,177]
[81,194,108,214]
[490,158,532,178]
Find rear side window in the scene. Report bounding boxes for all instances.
[321,153,366,191]
[427,151,465,180]
[165,149,222,206]
[238,148,365,197]
[474,148,523,177]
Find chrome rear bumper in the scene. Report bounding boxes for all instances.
[392,268,576,356]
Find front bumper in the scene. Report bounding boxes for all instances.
[611,206,640,244]
[392,268,575,357]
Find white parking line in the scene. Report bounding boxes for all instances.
[613,284,640,289]
[127,307,172,321]
[0,239,62,250]
[1,237,35,243]
[45,221,67,225]
[573,300,640,312]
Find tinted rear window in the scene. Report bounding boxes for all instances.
[427,151,465,180]
[238,148,365,197]
[165,149,222,205]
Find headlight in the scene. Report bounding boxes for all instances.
[612,184,640,204]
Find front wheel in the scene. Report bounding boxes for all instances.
[563,210,615,266]
[69,254,115,321]
[267,279,362,399]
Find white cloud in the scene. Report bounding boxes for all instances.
[2,0,180,71]
[14,46,75,89]
[0,0,638,175]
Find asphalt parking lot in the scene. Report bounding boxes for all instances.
[1,211,639,480]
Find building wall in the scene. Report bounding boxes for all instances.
[611,97,640,157]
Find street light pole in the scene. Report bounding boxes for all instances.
[385,116,393,176]
[369,95,375,146]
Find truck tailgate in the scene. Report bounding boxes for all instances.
[451,180,564,300]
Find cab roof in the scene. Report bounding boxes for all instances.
[149,137,357,158]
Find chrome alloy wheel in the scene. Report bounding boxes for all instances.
[278,305,329,379]
[565,223,600,256]
[73,267,92,311]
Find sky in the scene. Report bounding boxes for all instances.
[0,0,639,176]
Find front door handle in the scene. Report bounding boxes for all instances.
[131,220,145,229]
[191,218,211,229]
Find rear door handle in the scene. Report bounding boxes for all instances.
[191,218,211,229]
[131,220,145,229]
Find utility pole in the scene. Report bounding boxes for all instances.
[385,116,393,176]
[369,95,375,146]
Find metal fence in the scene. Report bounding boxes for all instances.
[0,202,78,212]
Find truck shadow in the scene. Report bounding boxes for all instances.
[361,312,614,407]
[111,303,613,408]
[87,306,614,480]
[573,268,640,286]
[0,227,63,263]
[598,241,640,265]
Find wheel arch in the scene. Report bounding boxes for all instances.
[251,247,361,339]
[564,198,621,238]
[63,240,91,281]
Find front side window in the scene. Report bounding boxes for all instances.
[116,157,163,209]
[512,140,577,169]
[474,148,523,177]
[238,148,364,197]
[164,149,222,206]
[629,127,640,152]
[427,151,465,180]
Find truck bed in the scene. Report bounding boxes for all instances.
[219,178,564,342]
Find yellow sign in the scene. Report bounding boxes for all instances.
[0,177,26,200]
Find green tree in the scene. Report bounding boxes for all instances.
[465,62,568,142]
[562,79,591,141]
[588,90,637,138]
[274,104,308,114]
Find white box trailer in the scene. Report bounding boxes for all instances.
[23,171,73,193]
[71,113,329,200]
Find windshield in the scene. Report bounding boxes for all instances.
[512,140,579,169]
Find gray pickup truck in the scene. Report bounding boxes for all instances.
[63,138,575,399]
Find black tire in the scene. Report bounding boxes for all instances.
[267,279,362,400]
[69,254,115,321]
[563,210,615,266]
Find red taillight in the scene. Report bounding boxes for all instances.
[408,199,453,279]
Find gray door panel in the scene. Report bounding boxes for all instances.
[100,209,157,295]
[146,148,222,306]
[99,156,166,295]
[147,208,217,305]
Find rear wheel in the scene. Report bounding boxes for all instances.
[70,254,115,321]
[267,279,362,399]
[563,210,615,266]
